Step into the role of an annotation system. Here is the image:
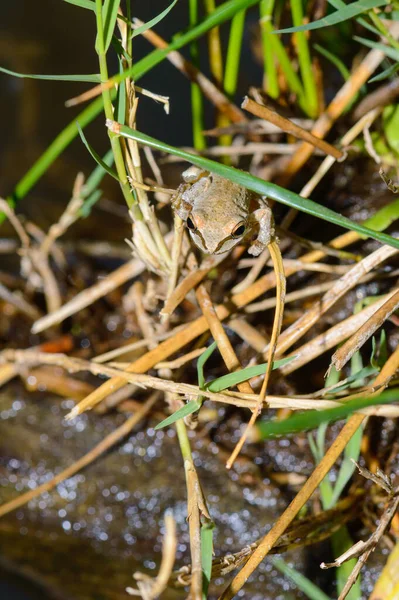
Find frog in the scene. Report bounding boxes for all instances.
[172,166,275,256]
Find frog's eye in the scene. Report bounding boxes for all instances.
[186,216,197,231]
[231,222,246,238]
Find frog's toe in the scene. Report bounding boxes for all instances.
[248,240,264,256]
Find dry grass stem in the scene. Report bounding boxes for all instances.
[128,512,177,599]
[322,465,399,600]
[280,22,399,184]
[163,213,185,320]
[134,19,246,124]
[172,494,360,587]
[160,143,314,161]
[219,346,399,599]
[161,252,227,318]
[154,347,206,370]
[0,393,159,519]
[280,295,391,375]
[203,118,314,137]
[353,78,399,120]
[61,219,390,419]
[92,324,189,363]
[272,244,399,357]
[226,241,286,470]
[232,247,271,294]
[331,288,399,371]
[195,285,254,396]
[39,173,85,259]
[242,96,344,160]
[227,319,268,353]
[0,281,42,320]
[129,281,158,350]
[31,258,144,334]
[0,363,19,388]
[4,348,382,414]
[245,280,334,314]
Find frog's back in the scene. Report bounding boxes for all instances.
[191,174,250,219]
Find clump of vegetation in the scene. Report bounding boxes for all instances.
[1,1,399,599]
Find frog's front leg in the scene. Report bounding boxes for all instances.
[248,200,275,256]
[172,167,208,221]
[172,183,194,221]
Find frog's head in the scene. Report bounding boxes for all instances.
[186,210,248,255]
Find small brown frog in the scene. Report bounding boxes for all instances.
[173,166,275,256]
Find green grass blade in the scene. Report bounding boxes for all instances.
[95,0,120,53]
[260,0,279,99]
[4,0,257,216]
[329,424,362,507]
[354,36,399,62]
[313,43,350,80]
[290,0,318,118]
[256,388,399,439]
[369,62,399,83]
[0,66,100,82]
[77,123,119,180]
[364,198,399,231]
[154,400,202,430]
[333,527,362,600]
[197,342,218,390]
[189,0,206,150]
[201,521,215,600]
[132,0,179,38]
[224,8,246,95]
[108,123,399,251]
[206,356,297,392]
[63,0,95,9]
[272,558,330,600]
[275,0,388,33]
[80,149,114,212]
[9,95,104,208]
[326,365,378,394]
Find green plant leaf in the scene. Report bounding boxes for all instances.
[354,36,399,63]
[314,43,350,80]
[275,0,388,33]
[96,0,121,54]
[206,356,297,392]
[0,66,100,83]
[256,388,399,439]
[201,521,215,600]
[329,425,362,508]
[369,62,399,83]
[132,0,179,38]
[77,123,119,180]
[371,330,388,370]
[384,104,399,155]
[107,123,399,251]
[326,365,378,394]
[197,342,218,390]
[154,400,202,430]
[272,558,330,600]
[63,0,95,9]
[6,0,260,215]
[79,148,114,217]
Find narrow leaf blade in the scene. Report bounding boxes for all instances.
[197,342,218,390]
[154,400,201,430]
[63,0,95,9]
[206,356,297,392]
[77,123,119,180]
[0,66,100,83]
[275,0,388,33]
[256,389,399,439]
[132,0,179,38]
